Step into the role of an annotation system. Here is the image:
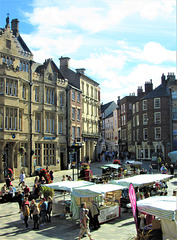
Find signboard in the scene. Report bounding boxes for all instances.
[129,184,138,233]
[98,205,119,223]
[34,157,37,167]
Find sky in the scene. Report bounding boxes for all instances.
[0,0,176,104]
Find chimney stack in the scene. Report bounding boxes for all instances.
[59,56,70,70]
[11,19,19,37]
[145,79,153,94]
[137,86,143,97]
[76,68,85,75]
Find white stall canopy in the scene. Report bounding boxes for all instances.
[44,180,94,191]
[168,151,177,163]
[71,183,126,197]
[136,196,177,240]
[100,164,121,170]
[109,174,173,188]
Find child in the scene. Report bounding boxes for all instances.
[33,204,40,230]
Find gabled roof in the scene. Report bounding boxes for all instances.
[17,34,32,54]
[101,101,115,112]
[105,112,113,119]
[141,84,170,100]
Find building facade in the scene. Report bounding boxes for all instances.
[59,57,101,163]
[0,18,68,181]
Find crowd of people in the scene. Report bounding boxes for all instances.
[19,196,53,229]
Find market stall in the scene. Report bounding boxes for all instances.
[44,181,94,217]
[136,196,177,240]
[71,183,126,223]
[110,174,173,211]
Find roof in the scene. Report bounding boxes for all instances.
[17,34,32,54]
[141,84,170,100]
[110,174,173,188]
[136,196,177,221]
[71,183,126,197]
[101,101,115,112]
[44,180,94,191]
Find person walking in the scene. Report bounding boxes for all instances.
[33,204,40,230]
[17,190,23,213]
[29,199,36,220]
[90,200,100,230]
[40,198,48,226]
[47,196,53,222]
[19,171,25,186]
[78,209,95,240]
[23,205,30,229]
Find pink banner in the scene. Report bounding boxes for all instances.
[129,183,138,233]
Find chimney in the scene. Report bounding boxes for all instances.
[76,68,85,75]
[137,86,143,97]
[59,56,70,70]
[11,19,19,37]
[161,73,166,86]
[145,79,153,94]
[117,96,120,106]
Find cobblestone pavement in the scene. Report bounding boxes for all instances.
[0,161,176,240]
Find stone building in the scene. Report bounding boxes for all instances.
[0,18,68,181]
[59,57,101,162]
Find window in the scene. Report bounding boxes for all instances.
[132,104,135,114]
[22,84,26,99]
[91,87,93,98]
[46,88,54,104]
[133,116,135,127]
[0,108,3,129]
[19,110,22,131]
[82,82,84,93]
[35,113,41,132]
[77,127,80,138]
[20,143,28,167]
[143,128,148,140]
[143,113,148,125]
[172,108,177,120]
[72,126,75,140]
[77,109,80,121]
[58,117,63,134]
[72,90,75,101]
[136,115,139,126]
[45,112,55,133]
[77,92,80,102]
[6,39,11,49]
[35,143,41,166]
[13,82,17,96]
[95,89,97,99]
[35,87,39,102]
[154,112,161,124]
[0,78,4,94]
[72,107,75,120]
[44,143,55,165]
[86,84,89,95]
[137,129,140,140]
[136,102,139,112]
[121,104,125,113]
[60,92,64,106]
[154,98,160,109]
[5,108,17,130]
[172,91,177,100]
[143,100,147,110]
[155,127,161,140]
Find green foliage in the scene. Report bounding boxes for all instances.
[41,186,54,199]
[130,230,153,240]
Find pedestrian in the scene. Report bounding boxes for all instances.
[21,197,30,213]
[17,190,23,213]
[23,205,30,229]
[62,175,66,181]
[47,196,53,222]
[19,171,25,186]
[169,164,175,175]
[78,208,95,240]
[5,175,11,188]
[90,200,100,230]
[148,165,153,174]
[33,204,40,230]
[157,156,162,171]
[23,185,30,197]
[29,199,36,220]
[50,170,54,182]
[40,198,48,226]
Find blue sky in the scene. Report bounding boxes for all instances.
[0,0,176,103]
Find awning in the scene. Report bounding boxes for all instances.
[71,183,126,197]
[109,174,173,188]
[44,180,94,191]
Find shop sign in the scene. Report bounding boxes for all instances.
[129,184,138,233]
[98,205,119,223]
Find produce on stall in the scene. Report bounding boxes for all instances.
[71,184,125,223]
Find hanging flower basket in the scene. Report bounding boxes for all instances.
[18,147,26,156]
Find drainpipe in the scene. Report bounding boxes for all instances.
[29,60,33,176]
